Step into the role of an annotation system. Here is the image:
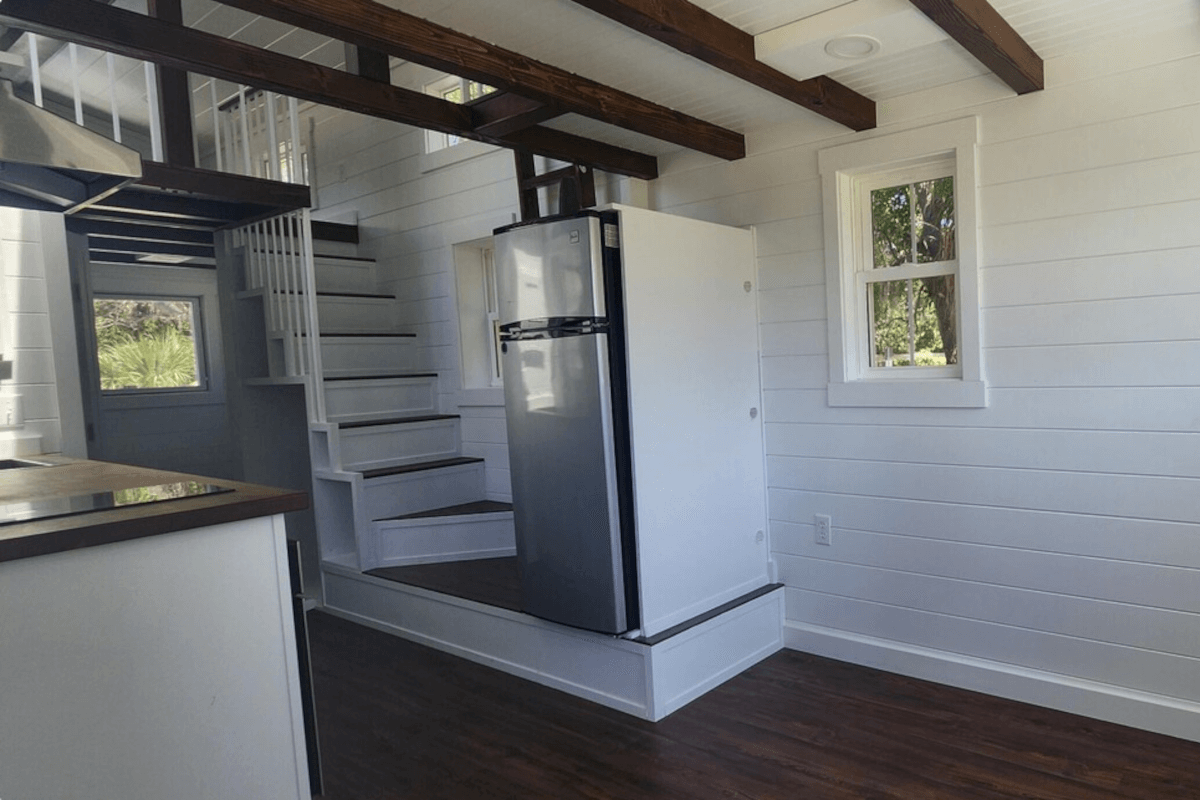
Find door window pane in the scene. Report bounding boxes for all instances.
[93,297,203,391]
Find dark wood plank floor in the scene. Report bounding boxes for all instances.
[308,611,1200,800]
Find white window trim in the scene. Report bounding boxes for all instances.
[819,116,986,408]
[452,237,505,406]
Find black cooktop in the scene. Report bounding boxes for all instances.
[0,481,233,526]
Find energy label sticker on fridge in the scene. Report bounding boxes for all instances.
[604,224,619,249]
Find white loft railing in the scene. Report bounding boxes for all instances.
[17,31,309,186]
[230,209,327,423]
[211,87,307,184]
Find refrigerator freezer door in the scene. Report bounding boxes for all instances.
[500,331,629,634]
[495,215,606,326]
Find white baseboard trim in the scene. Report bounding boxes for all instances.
[784,621,1200,744]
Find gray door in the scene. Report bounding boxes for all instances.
[501,331,628,633]
[81,262,237,479]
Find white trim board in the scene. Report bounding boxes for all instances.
[320,563,783,721]
[784,621,1200,744]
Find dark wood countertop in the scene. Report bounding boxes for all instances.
[0,456,308,564]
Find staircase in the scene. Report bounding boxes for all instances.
[232,212,515,574]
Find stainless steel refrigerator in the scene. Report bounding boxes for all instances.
[494,210,639,634]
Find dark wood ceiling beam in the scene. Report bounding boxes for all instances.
[469,93,561,138]
[498,126,654,179]
[566,0,875,131]
[346,45,391,83]
[0,0,658,180]
[909,0,1043,94]
[214,0,745,160]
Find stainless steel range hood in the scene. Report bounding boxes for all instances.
[0,79,142,214]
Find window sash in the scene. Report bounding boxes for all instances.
[93,294,208,395]
[853,163,961,378]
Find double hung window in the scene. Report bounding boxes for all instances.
[819,117,985,407]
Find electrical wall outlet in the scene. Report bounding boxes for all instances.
[814,514,832,546]
[0,395,22,428]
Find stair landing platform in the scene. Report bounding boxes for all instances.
[319,559,783,722]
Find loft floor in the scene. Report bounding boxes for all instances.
[308,610,1200,800]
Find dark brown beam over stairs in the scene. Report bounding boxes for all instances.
[0,0,659,180]
[214,0,746,160]
[147,0,194,167]
[909,0,1043,94]
[565,0,875,131]
[513,153,596,221]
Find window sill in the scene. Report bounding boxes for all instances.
[828,379,987,408]
[420,140,500,174]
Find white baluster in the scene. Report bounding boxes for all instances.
[105,52,122,143]
[299,209,325,421]
[144,61,163,161]
[288,96,301,184]
[68,43,84,125]
[266,92,280,181]
[238,86,252,176]
[281,214,299,374]
[28,34,43,107]
[210,79,223,172]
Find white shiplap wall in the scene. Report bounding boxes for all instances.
[0,209,81,456]
[648,24,1200,740]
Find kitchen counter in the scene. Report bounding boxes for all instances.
[0,455,306,563]
[0,457,314,800]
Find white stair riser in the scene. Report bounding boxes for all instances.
[362,463,485,520]
[310,238,360,258]
[317,296,395,332]
[321,337,416,377]
[314,256,377,294]
[338,419,459,472]
[326,377,437,421]
[370,514,516,568]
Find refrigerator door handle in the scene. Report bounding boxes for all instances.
[500,316,609,341]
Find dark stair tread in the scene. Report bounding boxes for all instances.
[313,253,374,263]
[378,500,513,522]
[360,456,484,480]
[339,414,459,430]
[260,289,395,300]
[324,373,438,381]
[316,290,395,300]
[249,250,373,263]
[306,332,416,338]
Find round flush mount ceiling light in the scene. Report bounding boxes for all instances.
[824,34,882,60]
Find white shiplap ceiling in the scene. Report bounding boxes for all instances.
[10,0,1199,158]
